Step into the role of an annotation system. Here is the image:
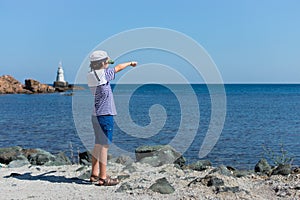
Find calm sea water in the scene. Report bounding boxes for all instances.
[0,84,299,169]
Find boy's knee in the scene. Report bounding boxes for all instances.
[100,144,109,149]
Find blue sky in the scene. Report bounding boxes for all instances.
[0,0,299,83]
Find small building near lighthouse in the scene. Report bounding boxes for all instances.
[53,61,69,90]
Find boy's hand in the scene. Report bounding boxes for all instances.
[115,61,138,73]
[130,61,138,67]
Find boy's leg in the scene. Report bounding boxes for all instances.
[99,144,109,179]
[98,144,119,186]
[97,115,112,179]
[91,144,101,177]
[91,115,101,177]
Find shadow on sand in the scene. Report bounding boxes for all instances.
[4,170,91,185]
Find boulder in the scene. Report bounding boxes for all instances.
[0,146,23,164]
[149,177,175,194]
[135,145,165,161]
[255,159,272,175]
[187,160,212,171]
[1,146,72,167]
[0,75,55,94]
[79,151,92,165]
[24,79,55,93]
[45,152,72,166]
[122,163,137,173]
[272,164,292,176]
[78,169,92,180]
[293,167,300,174]
[8,155,30,168]
[215,186,240,194]
[188,175,224,187]
[26,148,56,165]
[209,165,233,176]
[233,170,253,178]
[0,75,26,94]
[114,155,134,166]
[207,176,224,187]
[135,145,185,167]
[116,182,133,193]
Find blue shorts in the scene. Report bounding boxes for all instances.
[91,115,114,145]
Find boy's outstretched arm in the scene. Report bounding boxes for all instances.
[114,61,137,73]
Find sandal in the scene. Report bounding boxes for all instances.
[90,175,100,182]
[90,174,111,183]
[97,176,120,186]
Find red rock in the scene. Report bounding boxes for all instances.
[24,79,55,93]
[0,75,25,94]
[0,75,55,94]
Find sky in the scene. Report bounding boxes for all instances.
[0,0,299,84]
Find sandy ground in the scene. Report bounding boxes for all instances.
[1,162,299,200]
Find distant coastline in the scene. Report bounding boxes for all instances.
[0,75,84,94]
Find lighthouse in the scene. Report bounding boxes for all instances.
[53,61,68,89]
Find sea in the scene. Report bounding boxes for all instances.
[0,84,299,169]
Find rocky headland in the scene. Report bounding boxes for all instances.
[0,75,83,94]
[1,145,299,199]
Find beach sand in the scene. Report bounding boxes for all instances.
[1,162,299,200]
[0,163,300,200]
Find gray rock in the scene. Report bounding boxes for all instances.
[211,165,233,176]
[174,156,186,168]
[149,177,175,194]
[2,147,73,167]
[272,164,292,176]
[135,145,185,167]
[122,164,137,173]
[79,151,92,165]
[8,155,30,168]
[45,152,72,166]
[255,159,272,175]
[78,169,92,180]
[116,182,133,193]
[187,177,203,187]
[188,175,224,188]
[187,160,212,171]
[211,165,252,178]
[138,156,161,167]
[117,175,130,181]
[215,186,240,194]
[206,176,224,187]
[27,149,56,165]
[274,185,292,197]
[135,145,165,161]
[234,170,253,178]
[292,167,300,174]
[114,155,134,166]
[0,146,23,164]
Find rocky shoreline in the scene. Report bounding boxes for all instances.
[1,145,299,199]
[0,75,83,94]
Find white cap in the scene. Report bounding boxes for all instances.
[89,50,108,62]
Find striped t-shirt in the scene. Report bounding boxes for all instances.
[87,68,117,116]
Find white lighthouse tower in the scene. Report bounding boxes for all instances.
[56,61,66,82]
[53,61,68,89]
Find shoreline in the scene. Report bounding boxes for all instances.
[1,162,300,200]
[1,146,300,199]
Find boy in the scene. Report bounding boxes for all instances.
[87,50,137,186]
